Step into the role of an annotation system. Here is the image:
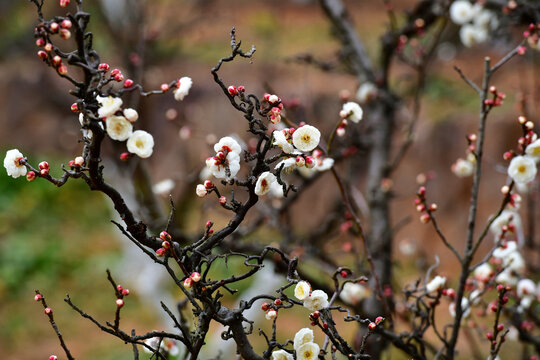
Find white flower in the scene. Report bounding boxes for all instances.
[196,184,207,197]
[293,328,314,350]
[459,24,488,48]
[275,157,297,174]
[449,298,470,318]
[296,342,320,360]
[255,172,277,196]
[340,282,369,305]
[450,1,474,25]
[271,350,293,360]
[495,269,518,286]
[206,152,241,179]
[489,210,522,242]
[316,157,334,172]
[452,158,475,177]
[214,136,242,155]
[127,130,154,158]
[294,281,311,301]
[174,76,192,101]
[292,125,321,152]
[508,155,537,184]
[341,102,363,123]
[502,251,525,274]
[426,275,446,293]
[492,241,518,259]
[356,82,377,103]
[303,289,329,312]
[153,179,175,195]
[4,149,27,178]
[273,130,295,154]
[474,9,499,31]
[97,95,123,118]
[123,108,139,122]
[473,263,493,282]
[106,116,133,141]
[525,139,540,161]
[517,279,536,298]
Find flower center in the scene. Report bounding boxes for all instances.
[302,135,310,142]
[136,140,144,148]
[518,165,527,173]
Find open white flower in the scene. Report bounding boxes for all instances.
[508,155,537,184]
[123,108,139,123]
[303,289,329,312]
[273,130,295,154]
[271,350,293,360]
[296,342,320,360]
[340,282,369,305]
[316,157,334,172]
[127,130,154,158]
[255,172,277,196]
[450,1,474,25]
[525,139,540,161]
[293,328,314,350]
[292,125,320,152]
[473,263,493,282]
[214,136,242,155]
[97,95,123,118]
[275,157,297,174]
[356,82,377,103]
[174,76,192,101]
[206,151,241,179]
[495,269,518,286]
[106,116,133,141]
[517,279,536,298]
[452,158,475,177]
[4,149,27,178]
[459,24,488,47]
[426,275,446,293]
[294,281,311,301]
[341,102,363,123]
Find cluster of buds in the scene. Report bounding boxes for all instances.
[309,310,322,326]
[263,93,280,105]
[268,106,282,124]
[523,23,540,50]
[115,284,130,308]
[414,186,437,223]
[261,299,282,320]
[227,85,245,96]
[484,86,506,108]
[68,156,85,169]
[195,180,214,198]
[38,161,50,176]
[110,68,124,82]
[336,119,348,137]
[156,231,172,257]
[516,116,537,152]
[367,316,384,330]
[466,133,477,153]
[294,153,316,169]
[183,271,202,289]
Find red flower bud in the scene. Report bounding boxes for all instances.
[124,79,134,88]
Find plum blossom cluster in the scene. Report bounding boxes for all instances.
[506,116,540,187]
[449,0,499,47]
[451,133,477,178]
[335,101,363,137]
[270,328,320,360]
[294,281,329,312]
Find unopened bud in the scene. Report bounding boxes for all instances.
[26,171,36,182]
[191,272,202,282]
[50,22,59,33]
[114,73,124,82]
[368,322,377,330]
[159,231,172,242]
[161,83,170,92]
[184,277,193,289]
[525,121,534,130]
[420,213,430,223]
[261,302,269,311]
[228,85,238,96]
[237,85,245,92]
[44,307,52,315]
[60,29,71,40]
[74,156,84,166]
[265,309,277,320]
[37,50,48,60]
[156,248,165,257]
[123,79,134,88]
[116,299,124,308]
[61,19,72,29]
[219,196,227,205]
[49,356,58,360]
[204,180,214,189]
[305,156,316,169]
[98,63,110,71]
[34,294,43,301]
[375,316,384,324]
[59,0,70,7]
[518,116,527,124]
[120,152,129,161]
[268,94,279,104]
[274,298,282,306]
[296,156,305,167]
[162,241,170,249]
[58,65,68,75]
[36,38,45,47]
[44,43,53,52]
[122,289,130,296]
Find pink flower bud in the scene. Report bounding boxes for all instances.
[50,22,59,33]
[489,86,497,94]
[116,299,124,308]
[124,79,134,88]
[68,160,75,167]
[206,220,213,228]
[156,248,165,257]
[237,85,245,92]
[49,356,58,360]
[98,63,110,71]
[120,152,130,161]
[517,46,526,55]
[61,19,72,29]
[429,203,438,211]
[295,156,305,167]
[26,171,36,182]
[375,316,384,324]
[184,277,193,289]
[60,29,71,40]
[122,289,130,296]
[261,302,269,311]
[418,186,426,196]
[34,294,43,301]
[162,241,170,249]
[305,156,316,169]
[336,127,346,137]
[40,169,49,176]
[39,161,49,170]
[59,0,70,7]
[228,85,238,96]
[263,93,271,101]
[44,307,52,315]
[36,38,45,47]
[70,103,78,112]
[161,83,170,92]
[114,73,124,82]
[44,43,53,52]
[219,196,227,205]
[52,56,62,66]
[58,65,68,75]
[111,68,120,76]
[37,50,48,60]
[191,272,201,282]
[74,156,84,167]
[116,284,123,292]
[368,322,377,330]
[497,324,504,332]
[268,94,279,104]
[204,180,214,189]
[274,298,282,306]
[160,231,172,242]
[419,213,430,223]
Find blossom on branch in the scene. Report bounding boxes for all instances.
[340,282,369,305]
[294,281,311,301]
[292,125,320,152]
[174,76,192,101]
[293,328,314,350]
[296,342,320,360]
[127,130,154,158]
[255,171,277,196]
[273,130,295,154]
[508,155,537,184]
[303,289,329,311]
[340,102,363,123]
[97,95,123,118]
[106,116,133,141]
[4,149,27,178]
[271,350,293,360]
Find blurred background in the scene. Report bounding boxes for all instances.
[0,0,538,358]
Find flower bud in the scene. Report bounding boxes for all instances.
[162,241,170,249]
[268,94,279,104]
[26,171,36,182]
[296,156,305,167]
[419,213,430,223]
[204,180,214,189]
[116,299,124,308]
[74,156,84,167]
[39,161,49,170]
[305,156,316,169]
[375,316,384,324]
[70,103,78,112]
[184,277,193,289]
[219,196,227,205]
[98,63,110,71]
[228,85,238,96]
[191,272,201,282]
[60,29,71,40]
[58,65,68,75]
[50,22,59,33]
[196,184,207,197]
[311,310,320,319]
[44,307,52,315]
[122,289,130,296]
[238,85,245,92]
[44,43,53,52]
[159,231,172,242]
[156,248,165,257]
[265,309,277,320]
[52,56,62,66]
[120,152,130,161]
[114,73,124,82]
[340,270,348,278]
[111,68,120,76]
[261,302,269,311]
[161,83,170,92]
[37,50,48,60]
[336,127,346,137]
[60,0,70,7]
[34,294,43,301]
[61,19,72,29]
[368,322,377,330]
[124,79,134,88]
[49,356,58,360]
[274,298,282,306]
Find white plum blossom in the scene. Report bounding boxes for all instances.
[459,24,487,48]
[525,139,540,161]
[492,240,518,259]
[303,289,329,312]
[341,102,363,123]
[270,181,285,198]
[517,279,536,298]
[449,297,470,318]
[452,157,475,177]
[501,251,526,274]
[495,269,518,286]
[426,275,446,293]
[340,282,369,305]
[292,125,321,152]
[127,130,154,158]
[294,281,311,301]
[473,263,493,283]
[255,172,277,196]
[206,151,241,179]
[4,149,27,178]
[356,82,377,103]
[271,350,293,360]
[508,155,537,184]
[316,157,334,172]
[489,209,522,244]
[214,136,242,155]
[296,342,320,360]
[293,328,314,350]
[174,76,192,101]
[474,9,499,31]
[153,179,175,195]
[449,1,474,25]
[106,116,133,141]
[97,95,123,118]
[123,108,139,122]
[273,130,295,154]
[195,184,207,197]
[275,157,297,174]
